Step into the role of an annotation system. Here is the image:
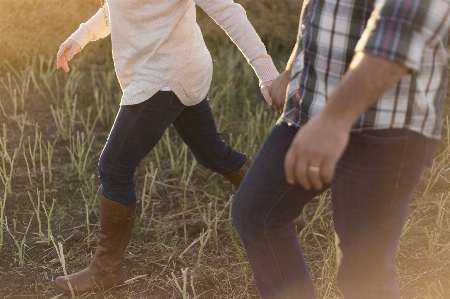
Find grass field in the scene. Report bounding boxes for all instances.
[0,0,449,298]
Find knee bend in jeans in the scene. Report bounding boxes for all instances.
[232,193,268,242]
[98,154,136,205]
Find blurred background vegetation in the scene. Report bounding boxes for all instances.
[0,0,302,66]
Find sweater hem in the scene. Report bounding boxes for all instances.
[120,84,208,107]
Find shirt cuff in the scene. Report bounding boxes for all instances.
[67,24,94,50]
[355,17,425,72]
[251,57,280,85]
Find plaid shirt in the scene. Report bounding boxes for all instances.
[283,0,450,139]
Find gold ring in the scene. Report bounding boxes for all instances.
[308,166,321,173]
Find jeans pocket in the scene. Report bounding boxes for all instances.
[356,129,408,143]
[339,129,433,192]
[343,129,412,173]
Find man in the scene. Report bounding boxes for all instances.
[233,0,450,298]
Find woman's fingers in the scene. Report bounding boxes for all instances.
[67,42,81,62]
[260,80,274,106]
[260,84,273,106]
[56,45,69,71]
[56,41,81,72]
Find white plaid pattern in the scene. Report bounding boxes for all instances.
[284,0,450,139]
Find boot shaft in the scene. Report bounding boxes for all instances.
[94,196,136,271]
[223,157,252,188]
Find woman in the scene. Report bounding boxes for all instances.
[54,0,280,294]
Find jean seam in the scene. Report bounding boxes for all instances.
[102,107,145,198]
[169,91,184,109]
[386,130,417,225]
[262,184,298,299]
[393,131,409,190]
[177,114,235,173]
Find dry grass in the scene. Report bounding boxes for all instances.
[0,0,449,298]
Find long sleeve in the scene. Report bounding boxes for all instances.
[74,0,278,107]
[355,0,450,71]
[195,0,279,84]
[67,4,112,50]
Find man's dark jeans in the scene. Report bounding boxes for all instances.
[232,121,438,299]
[98,91,246,205]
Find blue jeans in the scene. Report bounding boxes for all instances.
[98,91,246,205]
[232,121,438,299]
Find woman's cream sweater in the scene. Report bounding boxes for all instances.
[68,0,279,106]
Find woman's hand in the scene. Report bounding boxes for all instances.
[56,40,81,72]
[260,79,275,106]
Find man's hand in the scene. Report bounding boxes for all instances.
[56,40,81,72]
[260,70,291,113]
[284,113,349,190]
[268,70,290,113]
[283,52,408,190]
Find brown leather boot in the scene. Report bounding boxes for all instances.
[223,157,307,233]
[54,195,136,294]
[222,157,252,189]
